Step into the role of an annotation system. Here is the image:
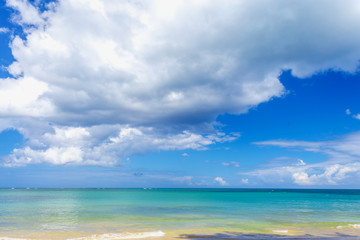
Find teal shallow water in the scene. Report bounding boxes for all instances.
[1,188,360,239]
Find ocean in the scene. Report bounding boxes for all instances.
[1,188,360,239]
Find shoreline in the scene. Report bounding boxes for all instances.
[2,227,360,240]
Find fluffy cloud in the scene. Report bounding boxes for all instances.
[248,132,360,185]
[5,0,288,126]
[0,77,52,117]
[244,162,360,186]
[7,0,45,26]
[214,177,228,186]
[3,125,237,167]
[2,0,360,166]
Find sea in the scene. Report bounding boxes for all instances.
[1,188,360,239]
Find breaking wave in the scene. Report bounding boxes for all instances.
[68,230,165,240]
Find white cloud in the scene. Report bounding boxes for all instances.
[296,159,306,166]
[171,176,193,185]
[254,140,323,150]
[248,132,360,186]
[292,163,360,185]
[0,28,9,33]
[7,0,44,27]
[242,163,360,186]
[292,172,312,185]
[346,109,360,119]
[214,177,228,186]
[221,161,240,168]
[182,153,189,157]
[2,0,360,166]
[256,131,360,159]
[5,0,288,126]
[241,178,248,184]
[0,77,53,117]
[3,125,235,167]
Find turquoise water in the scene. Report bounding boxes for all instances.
[1,188,360,239]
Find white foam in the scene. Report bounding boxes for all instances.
[68,230,165,240]
[349,224,360,229]
[336,224,360,229]
[272,230,288,234]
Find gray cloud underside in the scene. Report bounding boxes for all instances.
[1,0,360,166]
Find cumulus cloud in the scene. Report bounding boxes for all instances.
[0,77,52,117]
[2,125,237,167]
[2,0,360,166]
[5,0,288,126]
[214,177,228,186]
[7,0,44,26]
[244,162,360,186]
[248,132,360,185]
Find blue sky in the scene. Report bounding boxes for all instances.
[1,0,360,188]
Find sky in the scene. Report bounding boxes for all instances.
[0,0,360,188]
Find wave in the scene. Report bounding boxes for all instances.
[0,231,165,240]
[272,230,288,234]
[68,230,165,240]
[348,224,360,229]
[336,224,360,229]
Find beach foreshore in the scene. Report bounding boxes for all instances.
[2,228,360,240]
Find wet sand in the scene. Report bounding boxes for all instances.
[177,232,360,240]
[3,229,360,240]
